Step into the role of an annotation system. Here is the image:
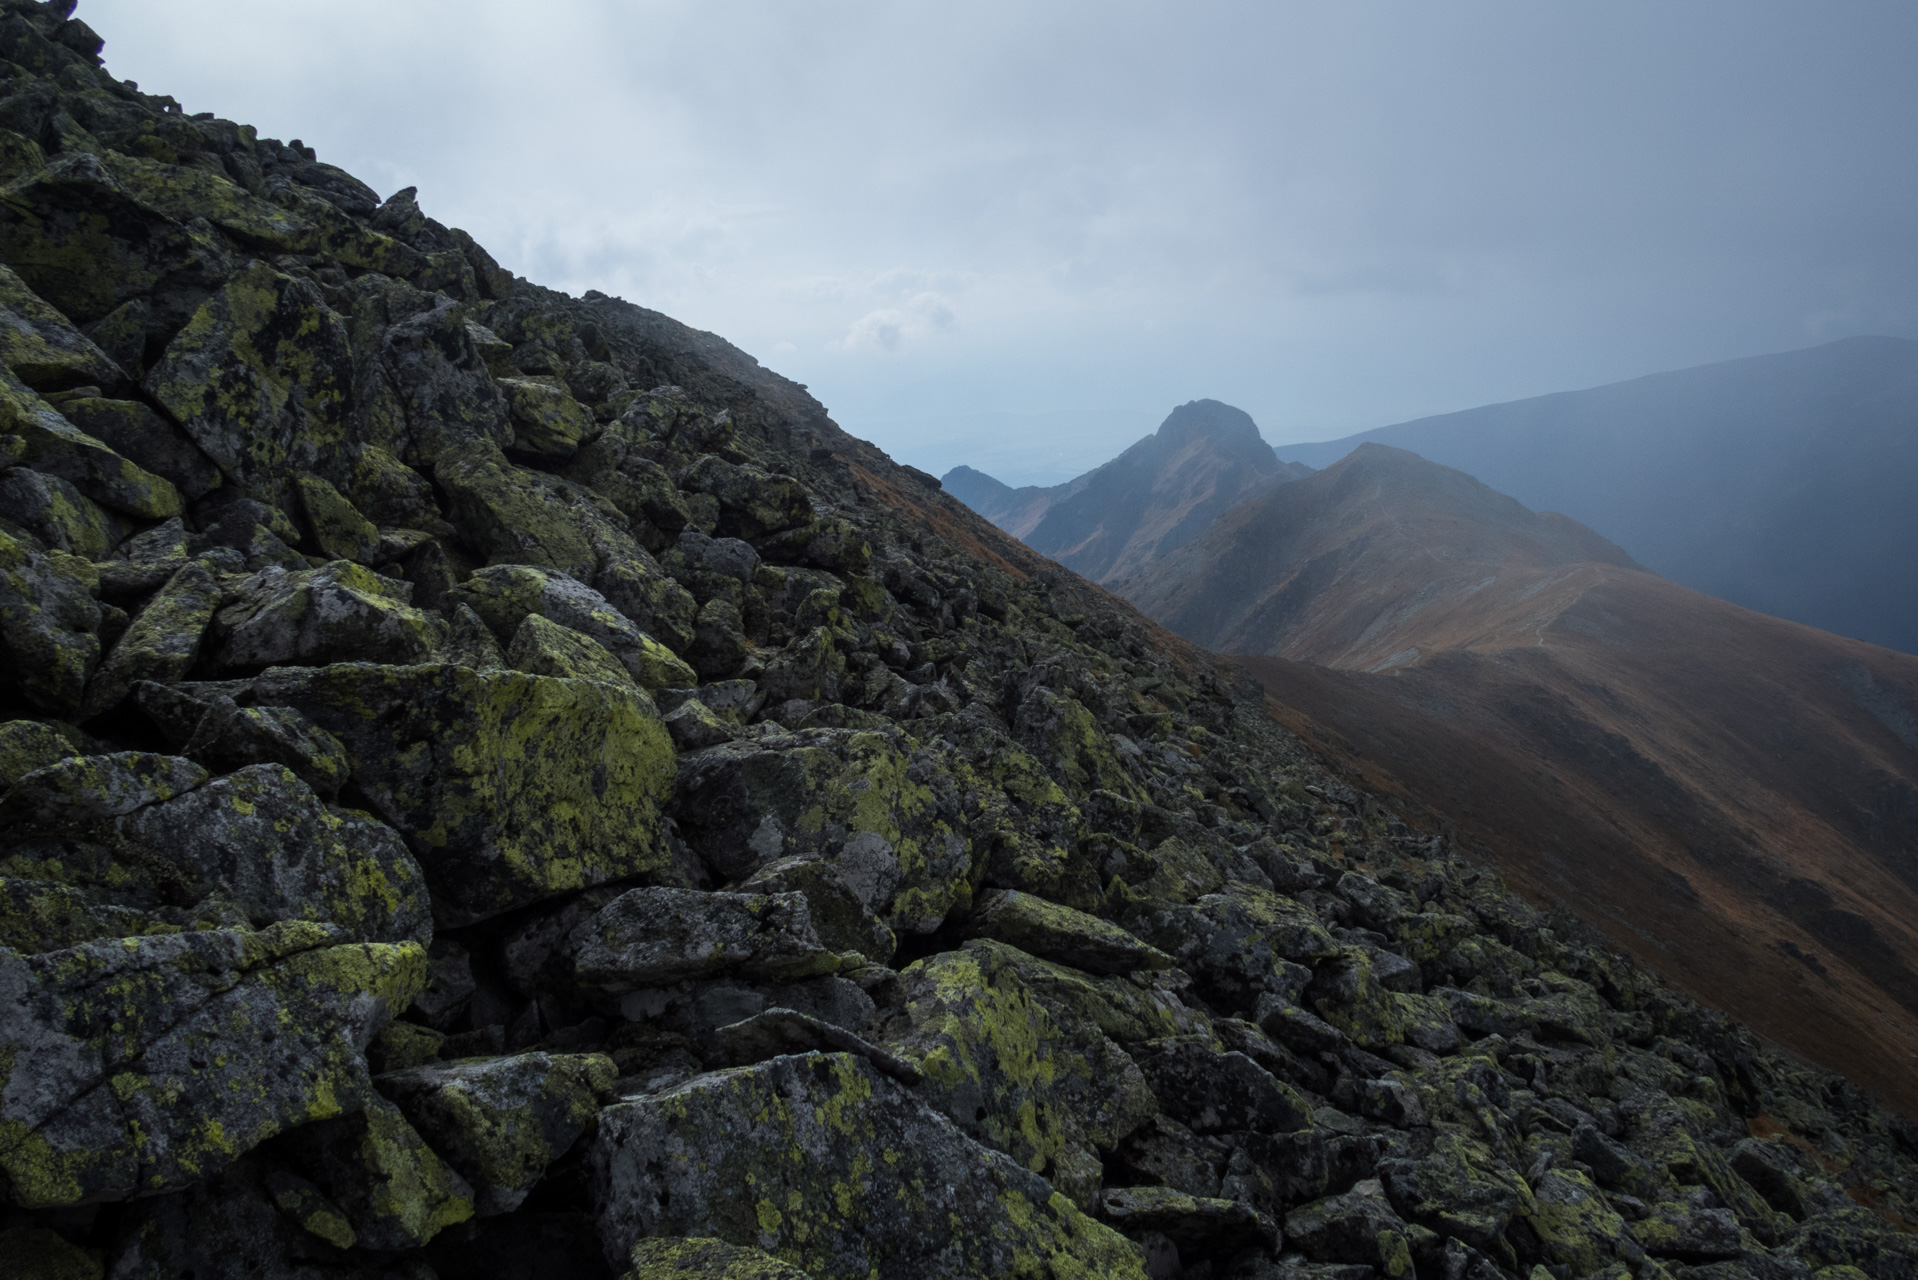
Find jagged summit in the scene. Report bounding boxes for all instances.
[0,6,1914,1280]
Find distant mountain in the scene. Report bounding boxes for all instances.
[1273,336,1918,654]
[1125,444,1918,1112]
[942,399,1311,582]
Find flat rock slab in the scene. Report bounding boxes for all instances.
[588,1051,1149,1280]
[572,886,843,992]
[967,888,1173,976]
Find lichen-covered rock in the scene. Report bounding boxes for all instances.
[292,473,381,563]
[135,683,353,796]
[213,560,446,668]
[588,1051,1150,1279]
[253,662,676,924]
[500,376,594,460]
[78,559,219,718]
[623,1237,816,1280]
[1283,1184,1416,1275]
[1131,1035,1312,1136]
[0,366,180,518]
[0,718,76,786]
[968,888,1173,976]
[449,562,695,690]
[273,1094,473,1249]
[144,261,353,498]
[0,466,117,558]
[0,920,425,1206]
[0,750,206,823]
[572,886,844,993]
[0,262,124,390]
[377,1051,615,1213]
[0,528,99,715]
[57,396,222,500]
[507,611,638,688]
[735,855,896,964]
[1130,881,1334,1014]
[885,939,1158,1205]
[711,1006,922,1083]
[1097,1185,1277,1257]
[118,762,431,944]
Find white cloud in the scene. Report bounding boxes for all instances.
[840,292,956,352]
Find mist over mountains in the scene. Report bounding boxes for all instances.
[1273,336,1918,654]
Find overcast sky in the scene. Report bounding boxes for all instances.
[85,1,1918,484]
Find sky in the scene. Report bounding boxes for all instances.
[83,1,1918,485]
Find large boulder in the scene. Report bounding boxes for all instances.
[448,563,693,690]
[0,529,99,715]
[0,920,425,1207]
[0,367,178,519]
[118,762,432,945]
[967,888,1173,976]
[588,1052,1150,1279]
[213,561,446,669]
[1129,881,1335,1014]
[884,939,1158,1205]
[377,1051,615,1214]
[0,261,125,390]
[571,886,845,993]
[252,662,677,924]
[79,559,220,718]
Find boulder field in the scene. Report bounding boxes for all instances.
[0,4,1912,1278]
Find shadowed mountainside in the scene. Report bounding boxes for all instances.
[1273,336,1918,654]
[1122,446,1918,1112]
[943,398,1311,582]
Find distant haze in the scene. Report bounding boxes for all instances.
[81,1,1918,484]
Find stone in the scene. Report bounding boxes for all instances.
[0,750,207,824]
[293,473,382,563]
[1629,1201,1745,1262]
[0,1226,101,1280]
[967,888,1174,975]
[711,1006,923,1084]
[1519,1167,1638,1275]
[1097,1185,1277,1256]
[623,1238,815,1280]
[141,686,353,796]
[449,562,696,689]
[1378,1129,1533,1251]
[0,262,124,390]
[571,886,844,992]
[500,376,594,460]
[735,855,896,964]
[507,611,638,689]
[884,940,1158,1205]
[1255,995,1348,1055]
[145,261,354,499]
[213,561,446,669]
[588,1052,1150,1279]
[273,1095,473,1250]
[253,662,677,925]
[0,466,117,558]
[1130,882,1335,1014]
[664,697,734,750]
[377,1051,615,1215]
[118,762,432,944]
[1131,1035,1313,1135]
[0,920,425,1206]
[0,719,75,786]
[0,531,101,715]
[57,396,222,500]
[1284,1185,1415,1274]
[79,560,219,718]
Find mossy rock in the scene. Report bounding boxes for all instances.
[967,888,1172,976]
[507,611,638,689]
[572,885,845,992]
[0,467,118,558]
[0,262,124,391]
[449,563,694,690]
[499,376,594,461]
[0,531,99,714]
[79,559,219,719]
[293,474,380,563]
[0,920,425,1206]
[213,560,446,669]
[623,1237,815,1279]
[144,260,353,498]
[377,1050,615,1214]
[885,939,1158,1206]
[252,662,676,925]
[0,718,76,786]
[589,1051,1150,1280]
[273,1094,473,1250]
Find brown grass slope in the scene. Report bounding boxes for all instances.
[1123,444,1918,1113]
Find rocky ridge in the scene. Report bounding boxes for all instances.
[0,5,1912,1279]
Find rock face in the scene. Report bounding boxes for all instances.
[0,9,1915,1280]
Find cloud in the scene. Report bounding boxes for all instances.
[841,292,956,352]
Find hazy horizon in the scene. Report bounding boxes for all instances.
[84,0,1918,486]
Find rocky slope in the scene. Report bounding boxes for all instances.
[0,6,1914,1279]
[1273,337,1918,655]
[943,399,1312,583]
[1122,445,1918,1120]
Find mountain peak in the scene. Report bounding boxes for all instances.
[1155,398,1264,448]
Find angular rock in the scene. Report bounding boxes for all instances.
[1132,1035,1313,1135]
[967,888,1173,975]
[588,1052,1150,1279]
[572,886,843,992]
[1379,1129,1533,1250]
[0,262,124,391]
[118,762,432,944]
[449,562,695,689]
[273,1094,474,1250]
[1130,882,1334,1013]
[140,685,353,796]
[0,920,425,1206]
[500,376,594,460]
[145,261,354,498]
[0,718,75,786]
[507,611,638,689]
[293,473,381,563]
[712,1006,922,1083]
[0,750,206,824]
[79,560,219,718]
[0,531,99,715]
[884,940,1158,1204]
[1284,1185,1414,1272]
[377,1051,615,1214]
[253,662,677,924]
[0,466,116,558]
[1097,1185,1277,1256]
[57,397,223,500]
[664,697,734,750]
[214,561,446,668]
[623,1237,815,1280]
[735,855,896,964]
